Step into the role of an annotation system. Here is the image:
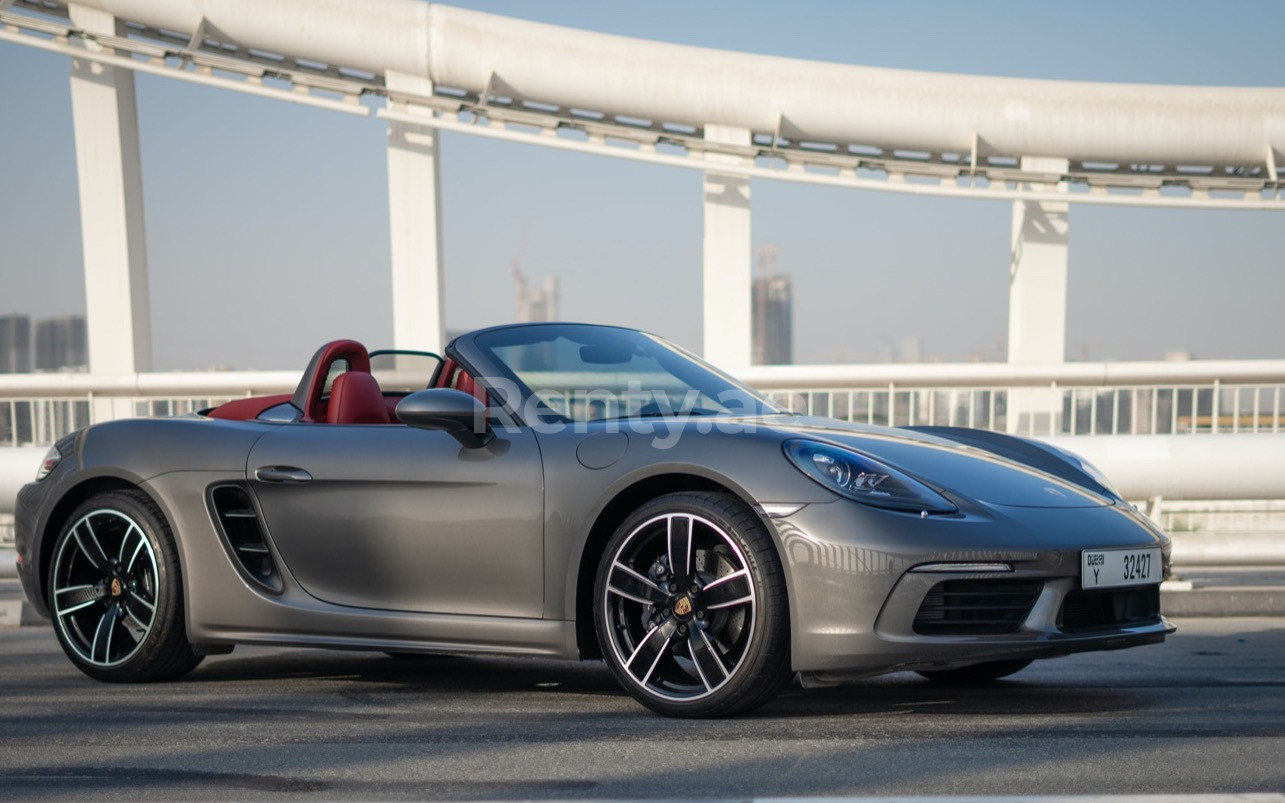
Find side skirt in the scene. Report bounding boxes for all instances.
[191,618,580,660]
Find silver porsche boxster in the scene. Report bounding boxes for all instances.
[13,323,1173,717]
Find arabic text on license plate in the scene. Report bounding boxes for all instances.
[1081,548,1161,590]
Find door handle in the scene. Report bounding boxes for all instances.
[254,466,313,484]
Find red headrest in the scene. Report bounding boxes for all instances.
[293,339,372,422]
[433,358,458,389]
[326,371,390,425]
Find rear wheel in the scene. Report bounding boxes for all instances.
[48,490,202,683]
[594,492,790,718]
[917,658,1033,684]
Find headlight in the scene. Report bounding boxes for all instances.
[35,444,62,481]
[784,440,956,514]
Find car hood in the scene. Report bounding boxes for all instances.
[757,415,1112,509]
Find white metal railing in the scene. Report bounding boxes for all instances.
[1,396,240,447]
[2,365,1285,517]
[0,361,1283,447]
[761,384,1285,437]
[1160,500,1285,534]
[0,369,297,447]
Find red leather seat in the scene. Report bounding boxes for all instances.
[434,358,489,406]
[326,371,391,425]
[453,370,488,404]
[295,339,374,423]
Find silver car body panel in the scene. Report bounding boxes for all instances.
[247,423,544,617]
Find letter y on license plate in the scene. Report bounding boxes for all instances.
[1081,547,1161,590]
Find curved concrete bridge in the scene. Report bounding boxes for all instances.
[1,0,1282,372]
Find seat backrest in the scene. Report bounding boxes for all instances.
[433,357,489,406]
[452,369,487,405]
[326,371,391,425]
[294,339,373,422]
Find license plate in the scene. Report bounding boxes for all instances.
[1081,547,1162,590]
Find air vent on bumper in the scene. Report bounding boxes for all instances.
[1059,586,1160,632]
[209,485,283,594]
[913,579,1043,636]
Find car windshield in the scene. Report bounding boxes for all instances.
[473,325,782,423]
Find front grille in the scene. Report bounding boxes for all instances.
[913,579,1043,636]
[1059,586,1160,632]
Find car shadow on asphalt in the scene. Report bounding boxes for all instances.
[186,646,1144,719]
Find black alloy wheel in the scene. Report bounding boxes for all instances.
[594,492,790,717]
[48,490,202,682]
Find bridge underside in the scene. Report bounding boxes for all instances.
[1,0,1282,383]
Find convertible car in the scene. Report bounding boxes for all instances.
[13,323,1173,717]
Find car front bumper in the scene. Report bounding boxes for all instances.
[769,494,1174,675]
[13,478,49,619]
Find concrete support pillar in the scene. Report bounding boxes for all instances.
[68,4,152,386]
[701,124,752,368]
[385,71,445,355]
[1006,156,1070,434]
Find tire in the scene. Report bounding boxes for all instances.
[47,490,202,683]
[916,658,1033,684]
[594,491,790,717]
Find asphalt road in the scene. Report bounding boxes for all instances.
[2,618,1283,801]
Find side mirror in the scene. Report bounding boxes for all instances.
[396,389,493,448]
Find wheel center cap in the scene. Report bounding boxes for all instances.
[672,595,693,617]
[109,578,123,598]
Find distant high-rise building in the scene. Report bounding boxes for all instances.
[513,268,559,322]
[0,315,32,373]
[510,268,560,371]
[751,244,792,365]
[752,275,793,365]
[899,335,923,364]
[879,334,926,364]
[34,316,88,371]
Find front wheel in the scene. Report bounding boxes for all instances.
[594,492,790,717]
[48,490,202,683]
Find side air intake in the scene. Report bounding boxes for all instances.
[209,485,284,594]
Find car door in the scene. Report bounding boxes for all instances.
[246,422,544,618]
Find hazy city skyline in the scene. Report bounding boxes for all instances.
[1,1,1283,371]
[0,313,87,373]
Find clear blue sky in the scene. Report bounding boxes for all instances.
[1,1,1283,370]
